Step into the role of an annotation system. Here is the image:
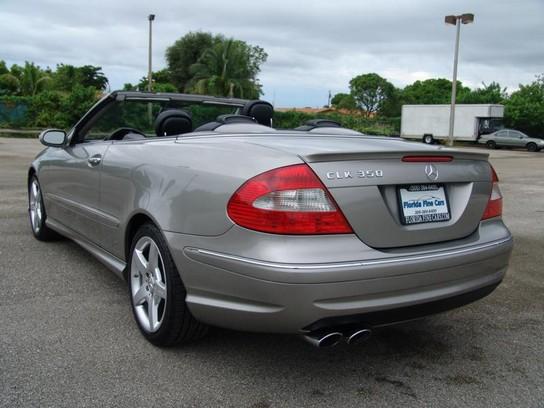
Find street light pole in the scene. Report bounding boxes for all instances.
[445,13,474,146]
[147,14,155,92]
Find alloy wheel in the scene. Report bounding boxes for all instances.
[130,236,167,333]
[29,179,43,234]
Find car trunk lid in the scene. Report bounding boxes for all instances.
[246,135,492,248]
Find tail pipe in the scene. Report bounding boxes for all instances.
[345,328,372,345]
[302,331,343,348]
[302,327,373,347]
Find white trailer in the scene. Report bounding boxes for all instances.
[400,104,504,144]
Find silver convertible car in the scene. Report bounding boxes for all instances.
[29,91,513,347]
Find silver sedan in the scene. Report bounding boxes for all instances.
[479,129,544,151]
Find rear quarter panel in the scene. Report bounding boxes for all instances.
[99,137,301,259]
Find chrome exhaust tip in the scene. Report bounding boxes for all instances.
[346,328,372,345]
[302,331,343,348]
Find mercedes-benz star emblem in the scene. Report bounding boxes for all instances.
[425,163,439,181]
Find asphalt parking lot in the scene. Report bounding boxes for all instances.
[1,138,542,407]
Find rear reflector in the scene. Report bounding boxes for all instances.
[227,164,353,234]
[482,165,503,220]
[402,155,453,162]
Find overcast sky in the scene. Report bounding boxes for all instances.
[1,0,542,107]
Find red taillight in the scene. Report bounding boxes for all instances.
[227,164,353,234]
[482,165,503,220]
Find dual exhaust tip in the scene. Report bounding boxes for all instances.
[303,328,372,348]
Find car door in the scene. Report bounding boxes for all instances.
[509,130,525,147]
[499,130,515,147]
[493,130,507,147]
[510,130,526,147]
[41,135,111,245]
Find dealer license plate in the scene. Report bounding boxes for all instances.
[399,184,451,225]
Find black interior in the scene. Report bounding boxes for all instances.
[109,127,147,141]
[294,119,342,131]
[240,100,274,127]
[154,109,193,136]
[193,114,257,132]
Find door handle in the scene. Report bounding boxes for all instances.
[88,155,102,167]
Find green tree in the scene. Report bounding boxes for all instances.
[52,64,108,92]
[379,86,402,117]
[401,78,470,105]
[504,75,544,137]
[0,73,20,95]
[28,85,99,128]
[187,38,267,98]
[331,93,356,110]
[166,32,218,91]
[134,68,178,92]
[76,65,108,90]
[0,60,8,75]
[28,90,65,127]
[349,73,396,117]
[60,85,99,125]
[10,62,52,96]
[9,64,23,81]
[458,81,507,104]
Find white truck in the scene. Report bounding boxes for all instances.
[400,104,504,144]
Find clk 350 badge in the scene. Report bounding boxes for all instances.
[326,170,384,180]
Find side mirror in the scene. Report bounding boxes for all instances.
[39,129,66,147]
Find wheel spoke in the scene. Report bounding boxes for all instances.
[134,249,148,273]
[148,297,159,331]
[132,285,148,306]
[148,243,159,274]
[154,281,166,300]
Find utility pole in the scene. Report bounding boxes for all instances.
[147,14,155,92]
[147,14,155,125]
[445,13,474,146]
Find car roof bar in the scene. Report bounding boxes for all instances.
[112,91,249,106]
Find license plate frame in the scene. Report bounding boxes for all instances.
[397,184,451,225]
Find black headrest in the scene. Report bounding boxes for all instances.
[193,114,256,132]
[217,114,257,124]
[240,100,274,127]
[154,109,192,136]
[305,119,341,128]
[294,119,342,131]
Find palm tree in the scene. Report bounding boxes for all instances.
[20,62,51,96]
[187,39,259,98]
[0,73,20,95]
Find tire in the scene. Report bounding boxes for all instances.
[28,175,60,241]
[486,140,497,149]
[128,222,208,346]
[422,134,434,144]
[527,143,537,152]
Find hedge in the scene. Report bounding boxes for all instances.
[274,110,400,136]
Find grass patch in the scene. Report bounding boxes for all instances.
[0,130,40,138]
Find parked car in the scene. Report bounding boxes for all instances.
[479,129,544,151]
[28,91,513,348]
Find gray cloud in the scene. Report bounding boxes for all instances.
[1,0,542,107]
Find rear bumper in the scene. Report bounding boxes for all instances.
[302,281,501,332]
[165,219,513,333]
